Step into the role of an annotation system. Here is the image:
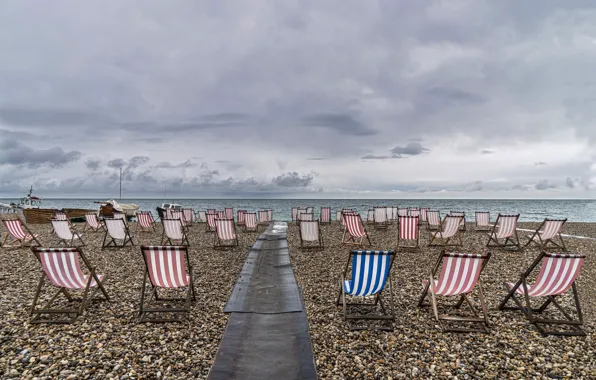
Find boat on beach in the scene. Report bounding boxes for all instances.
[97,200,139,220]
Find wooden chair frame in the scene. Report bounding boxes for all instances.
[428,215,464,247]
[52,219,85,247]
[101,218,135,249]
[341,214,372,247]
[1,217,42,249]
[474,211,491,232]
[486,214,521,251]
[161,218,190,246]
[299,220,324,251]
[396,215,420,251]
[84,213,105,232]
[450,211,466,231]
[214,219,239,249]
[523,218,567,251]
[135,211,156,233]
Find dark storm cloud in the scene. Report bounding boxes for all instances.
[272,172,314,187]
[390,142,430,157]
[0,138,81,168]
[300,114,377,136]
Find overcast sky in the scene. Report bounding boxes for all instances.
[1,0,595,199]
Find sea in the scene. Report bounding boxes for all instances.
[2,198,595,222]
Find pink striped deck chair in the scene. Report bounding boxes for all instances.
[341,214,371,246]
[499,252,586,336]
[306,207,314,214]
[486,214,521,251]
[296,208,306,225]
[409,208,421,218]
[102,218,134,249]
[54,210,68,221]
[385,207,393,222]
[396,216,419,250]
[428,215,464,247]
[161,218,190,246]
[207,209,216,214]
[30,247,110,324]
[243,212,258,232]
[139,245,196,322]
[299,212,314,224]
[217,210,225,219]
[391,206,398,221]
[419,208,429,223]
[52,219,85,247]
[136,211,155,233]
[84,213,104,232]
[182,208,194,227]
[419,251,491,333]
[524,218,567,251]
[335,211,342,222]
[299,220,324,250]
[206,213,217,232]
[258,210,269,226]
[267,209,273,221]
[237,210,247,226]
[1,218,41,248]
[292,207,298,222]
[225,207,234,220]
[373,207,388,230]
[397,208,408,217]
[171,210,186,226]
[474,211,491,232]
[366,209,374,224]
[426,210,441,231]
[450,211,466,231]
[320,207,331,224]
[197,210,207,223]
[215,219,238,249]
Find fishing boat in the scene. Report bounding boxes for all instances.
[18,186,95,224]
[96,199,139,220]
[155,203,182,219]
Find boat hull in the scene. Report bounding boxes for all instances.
[23,208,96,224]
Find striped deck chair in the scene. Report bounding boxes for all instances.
[296,208,306,225]
[54,210,68,221]
[171,210,186,226]
[1,218,41,249]
[450,211,466,231]
[207,209,216,214]
[320,207,331,224]
[428,215,464,247]
[139,246,196,322]
[215,219,238,249]
[486,214,521,251]
[292,207,298,222]
[136,211,156,233]
[84,213,104,232]
[237,210,247,226]
[391,206,398,221]
[30,247,110,324]
[206,213,217,232]
[102,218,134,249]
[396,216,419,250]
[373,207,388,230]
[243,212,258,232]
[217,210,225,219]
[197,210,207,223]
[385,207,393,223]
[224,207,234,220]
[419,251,491,333]
[336,250,396,330]
[299,212,314,223]
[267,209,273,221]
[341,214,371,247]
[474,211,491,232]
[258,210,269,226]
[299,220,324,250]
[52,219,85,247]
[499,252,586,336]
[524,218,567,251]
[409,208,421,218]
[306,207,314,214]
[397,208,408,217]
[161,218,190,246]
[335,211,342,222]
[420,208,429,223]
[182,208,194,227]
[427,210,441,231]
[366,209,374,224]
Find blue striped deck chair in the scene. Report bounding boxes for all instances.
[336,250,396,330]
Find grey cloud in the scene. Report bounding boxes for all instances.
[361,154,395,160]
[534,161,547,166]
[306,157,326,161]
[480,149,494,155]
[156,160,197,169]
[85,158,101,171]
[535,179,556,190]
[565,177,576,188]
[424,87,486,105]
[390,142,430,157]
[300,113,376,136]
[272,172,314,187]
[0,138,81,168]
[107,159,126,169]
[0,107,106,127]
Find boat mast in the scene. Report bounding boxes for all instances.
[119,167,122,200]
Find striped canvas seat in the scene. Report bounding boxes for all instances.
[427,210,441,230]
[420,208,429,223]
[524,218,567,251]
[397,216,419,250]
[391,206,398,221]
[409,208,421,218]
[243,212,258,232]
[450,211,466,231]
[337,250,396,330]
[267,209,272,221]
[84,213,104,232]
[215,219,238,248]
[429,215,464,247]
[419,251,491,333]
[500,252,586,336]
[335,211,342,222]
[292,207,298,222]
[182,209,194,226]
[373,207,388,229]
[30,247,109,323]
[136,211,155,232]
[258,210,269,225]
[320,207,331,223]
[52,219,84,247]
[237,210,247,226]
[341,214,371,246]
[474,211,491,231]
[366,209,374,224]
[299,220,323,250]
[197,210,207,223]
[487,214,521,250]
[299,212,313,222]
[207,209,216,214]
[54,211,68,221]
[397,208,408,217]
[306,207,314,214]
[1,218,41,248]
[224,208,234,220]
[206,213,217,232]
[102,218,134,249]
[139,246,196,322]
[217,210,225,219]
[161,219,190,246]
[296,208,307,225]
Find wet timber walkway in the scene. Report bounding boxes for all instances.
[207,222,317,380]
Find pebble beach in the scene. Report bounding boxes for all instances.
[1,217,595,379]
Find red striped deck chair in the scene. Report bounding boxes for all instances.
[165,208,173,219]
[267,209,273,221]
[54,210,68,221]
[292,207,298,222]
[524,218,567,251]
[409,207,420,217]
[341,214,371,247]
[296,208,306,225]
[428,215,464,247]
[499,252,586,336]
[206,213,217,232]
[196,210,207,223]
[84,213,104,232]
[237,210,247,226]
[335,211,342,222]
[139,245,196,322]
[224,207,234,220]
[299,220,324,250]
[182,208,194,227]
[30,247,110,324]
[419,251,491,333]
[385,207,393,222]
[474,211,491,232]
[1,218,41,249]
[136,211,156,233]
[320,207,331,224]
[373,206,389,230]
[450,211,466,231]
[258,210,269,226]
[397,208,408,217]
[396,216,419,250]
[420,208,429,223]
[427,210,441,231]
[52,219,85,247]
[336,250,396,330]
[391,206,398,221]
[486,214,521,251]
[161,218,190,246]
[366,209,374,224]
[171,210,187,226]
[243,212,258,232]
[217,210,225,219]
[215,219,238,249]
[207,209,216,214]
[299,212,314,223]
[102,218,134,249]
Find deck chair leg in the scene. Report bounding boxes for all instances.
[572,283,583,323]
[429,274,440,323]
[30,275,45,316]
[477,280,489,326]
[139,271,148,316]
